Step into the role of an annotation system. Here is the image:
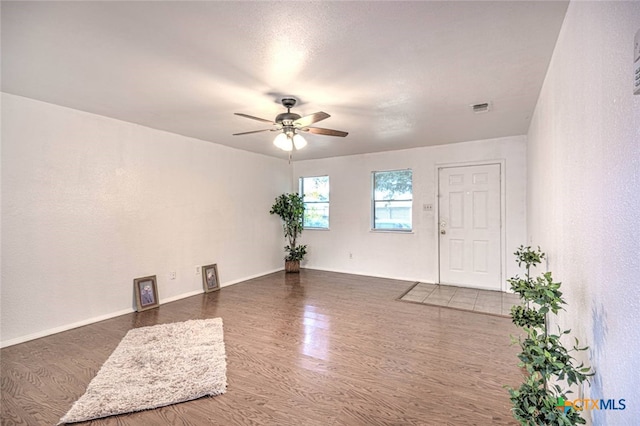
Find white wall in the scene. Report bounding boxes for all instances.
[527,2,639,424]
[1,93,290,347]
[292,136,527,285]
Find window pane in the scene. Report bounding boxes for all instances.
[304,202,329,228]
[374,170,412,201]
[300,176,330,229]
[373,170,412,230]
[301,176,329,202]
[373,201,412,230]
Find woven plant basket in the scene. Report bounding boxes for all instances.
[285,260,300,273]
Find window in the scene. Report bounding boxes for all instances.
[372,169,412,231]
[299,176,330,229]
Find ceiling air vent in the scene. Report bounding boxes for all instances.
[471,102,491,114]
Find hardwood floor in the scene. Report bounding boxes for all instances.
[1,270,522,425]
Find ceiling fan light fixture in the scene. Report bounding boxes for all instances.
[293,134,307,150]
[273,133,293,151]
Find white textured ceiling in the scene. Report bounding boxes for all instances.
[1,1,568,161]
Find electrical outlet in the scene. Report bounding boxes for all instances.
[195,266,200,275]
[349,252,353,259]
[169,271,176,280]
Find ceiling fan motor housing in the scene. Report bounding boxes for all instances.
[276,98,301,125]
[275,112,302,125]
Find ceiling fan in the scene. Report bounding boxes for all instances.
[233,97,348,151]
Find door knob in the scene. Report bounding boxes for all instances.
[440,229,446,235]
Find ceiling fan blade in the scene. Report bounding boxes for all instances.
[294,112,330,128]
[234,113,275,124]
[303,127,349,137]
[232,129,274,136]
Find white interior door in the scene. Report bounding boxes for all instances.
[438,164,502,290]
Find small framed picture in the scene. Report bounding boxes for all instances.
[134,275,159,312]
[202,264,220,293]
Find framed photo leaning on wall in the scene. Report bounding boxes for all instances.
[202,264,220,293]
[134,275,159,312]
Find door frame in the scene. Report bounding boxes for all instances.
[434,159,507,291]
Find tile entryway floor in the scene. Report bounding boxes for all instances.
[399,282,521,317]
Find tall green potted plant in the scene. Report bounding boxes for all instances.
[270,193,307,273]
[507,245,593,425]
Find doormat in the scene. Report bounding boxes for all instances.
[398,282,521,318]
[59,318,227,424]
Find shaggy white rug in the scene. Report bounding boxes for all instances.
[59,318,227,424]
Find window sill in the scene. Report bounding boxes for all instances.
[370,229,414,234]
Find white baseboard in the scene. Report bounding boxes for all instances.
[221,267,283,286]
[1,268,285,348]
[160,289,203,304]
[1,308,134,348]
[303,266,422,283]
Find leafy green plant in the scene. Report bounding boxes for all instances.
[284,244,307,262]
[270,193,307,262]
[507,245,593,425]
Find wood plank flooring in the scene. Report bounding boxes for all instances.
[1,270,522,425]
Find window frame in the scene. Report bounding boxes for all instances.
[299,175,330,230]
[371,169,413,232]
